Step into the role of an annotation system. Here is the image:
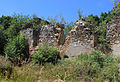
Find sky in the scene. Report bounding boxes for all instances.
[0,0,114,22]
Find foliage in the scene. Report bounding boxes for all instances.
[0,1,120,81]
[4,34,29,65]
[77,51,119,81]
[32,18,48,28]
[12,13,31,28]
[1,51,119,81]
[83,0,120,53]
[32,43,60,65]
[84,14,99,26]
[0,14,31,57]
[112,0,120,15]
[0,28,7,55]
[0,14,31,39]
[47,15,73,36]
[0,16,13,30]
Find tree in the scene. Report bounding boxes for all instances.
[0,16,13,30]
[85,14,99,26]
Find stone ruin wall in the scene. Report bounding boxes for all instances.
[106,14,120,56]
[21,19,65,56]
[21,18,95,58]
[21,14,120,58]
[59,19,95,58]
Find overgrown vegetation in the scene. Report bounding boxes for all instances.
[32,43,60,65]
[82,1,120,53]
[77,51,119,81]
[0,51,120,81]
[4,34,29,66]
[0,0,120,81]
[0,14,31,55]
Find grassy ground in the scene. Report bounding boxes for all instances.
[0,51,120,82]
[0,60,119,82]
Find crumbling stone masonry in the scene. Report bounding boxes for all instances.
[21,18,65,55]
[21,18,95,58]
[21,14,120,58]
[106,14,120,56]
[59,19,95,58]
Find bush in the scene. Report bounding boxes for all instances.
[32,43,60,65]
[77,51,119,81]
[4,34,29,65]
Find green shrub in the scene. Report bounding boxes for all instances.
[0,51,119,81]
[77,51,119,81]
[32,43,60,65]
[4,34,29,65]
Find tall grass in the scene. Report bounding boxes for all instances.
[0,51,120,82]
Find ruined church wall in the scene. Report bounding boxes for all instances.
[106,14,120,56]
[21,22,65,55]
[59,20,94,58]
